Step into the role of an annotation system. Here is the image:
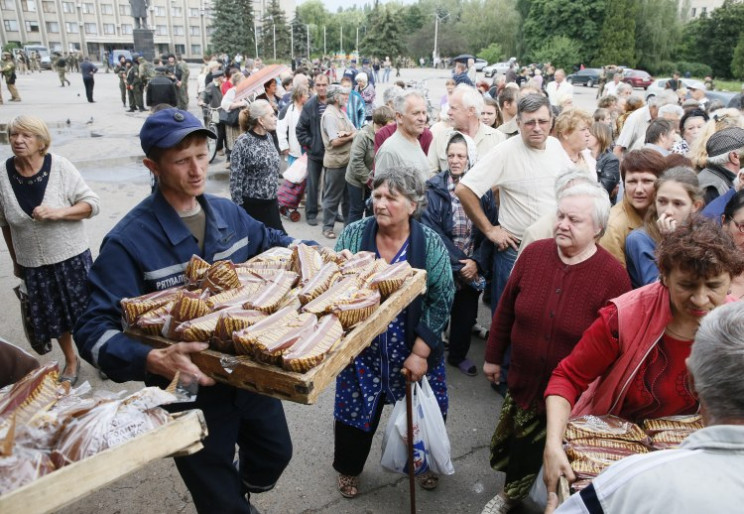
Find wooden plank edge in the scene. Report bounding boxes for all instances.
[0,410,207,514]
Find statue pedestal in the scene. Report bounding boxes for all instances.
[133,29,154,61]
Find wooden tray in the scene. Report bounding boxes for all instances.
[0,409,207,514]
[128,269,428,404]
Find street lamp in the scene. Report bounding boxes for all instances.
[323,25,326,56]
[267,15,276,61]
[306,24,310,59]
[432,12,450,66]
[253,18,259,58]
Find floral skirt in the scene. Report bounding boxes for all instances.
[20,250,93,347]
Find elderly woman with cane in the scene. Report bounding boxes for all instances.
[332,165,454,499]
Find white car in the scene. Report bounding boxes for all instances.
[483,61,512,78]
[474,58,488,72]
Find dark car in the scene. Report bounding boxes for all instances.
[566,68,601,88]
[623,69,653,89]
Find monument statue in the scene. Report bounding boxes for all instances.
[129,0,150,30]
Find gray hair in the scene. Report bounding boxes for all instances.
[371,165,427,219]
[689,302,744,423]
[383,86,404,107]
[326,84,350,105]
[517,94,551,120]
[616,83,632,96]
[248,99,273,122]
[658,104,684,118]
[454,83,484,120]
[557,181,612,237]
[554,169,597,196]
[393,89,425,115]
[708,147,744,167]
[648,90,678,108]
[355,72,368,85]
[292,73,308,89]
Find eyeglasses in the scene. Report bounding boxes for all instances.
[729,218,744,234]
[520,119,552,128]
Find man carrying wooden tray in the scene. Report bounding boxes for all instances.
[74,108,299,514]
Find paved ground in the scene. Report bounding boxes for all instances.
[0,66,602,514]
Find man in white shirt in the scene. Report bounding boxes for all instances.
[428,84,506,173]
[602,72,623,97]
[614,89,678,157]
[375,89,430,183]
[455,94,571,312]
[545,69,574,107]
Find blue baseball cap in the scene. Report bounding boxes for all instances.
[139,108,216,155]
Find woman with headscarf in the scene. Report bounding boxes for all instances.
[422,132,494,376]
[355,72,376,123]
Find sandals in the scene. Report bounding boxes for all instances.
[323,229,337,239]
[337,474,359,499]
[448,357,478,377]
[417,470,439,490]
[59,357,81,387]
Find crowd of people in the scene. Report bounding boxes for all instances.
[2,49,744,514]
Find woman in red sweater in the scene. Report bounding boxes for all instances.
[481,181,631,514]
[542,215,744,495]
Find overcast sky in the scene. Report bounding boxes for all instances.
[298,0,416,13]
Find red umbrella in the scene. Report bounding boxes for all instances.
[234,64,290,102]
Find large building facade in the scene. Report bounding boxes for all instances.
[0,0,295,60]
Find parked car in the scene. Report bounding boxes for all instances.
[484,61,512,78]
[645,77,737,105]
[566,68,601,88]
[474,58,488,72]
[22,44,51,69]
[623,69,654,89]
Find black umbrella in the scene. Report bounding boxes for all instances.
[453,54,475,63]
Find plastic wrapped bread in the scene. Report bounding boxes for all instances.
[243,270,300,313]
[283,315,344,373]
[298,262,341,305]
[242,247,294,270]
[232,307,301,356]
[331,288,381,329]
[203,260,241,293]
[121,288,184,326]
[253,313,317,365]
[368,261,413,297]
[292,243,324,285]
[340,251,377,275]
[184,255,210,285]
[211,310,267,353]
[564,415,649,444]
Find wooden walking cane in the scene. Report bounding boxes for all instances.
[404,370,416,514]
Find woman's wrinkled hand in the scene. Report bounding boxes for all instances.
[483,362,501,384]
[403,353,428,382]
[459,259,478,281]
[32,205,62,221]
[543,443,575,495]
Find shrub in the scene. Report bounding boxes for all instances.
[478,43,503,66]
[676,61,712,78]
[533,36,581,71]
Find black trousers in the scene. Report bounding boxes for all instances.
[333,400,385,476]
[242,196,286,234]
[305,158,324,221]
[167,383,292,513]
[83,77,94,102]
[447,285,481,365]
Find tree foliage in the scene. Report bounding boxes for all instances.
[732,33,744,80]
[210,0,255,57]
[457,0,520,58]
[521,0,606,63]
[533,35,582,70]
[260,0,291,60]
[359,6,406,59]
[680,0,744,78]
[478,43,504,64]
[634,0,682,73]
[596,0,637,66]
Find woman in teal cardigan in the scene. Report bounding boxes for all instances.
[332,165,454,499]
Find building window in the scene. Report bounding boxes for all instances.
[121,23,132,34]
[0,0,16,10]
[42,1,55,12]
[65,21,79,33]
[81,2,93,13]
[173,25,184,35]
[189,7,199,17]
[175,44,185,55]
[25,21,40,32]
[702,7,707,15]
[84,23,97,34]
[46,21,60,32]
[154,5,164,16]
[21,0,37,12]
[62,1,74,13]
[206,26,214,36]
[119,4,130,15]
[191,44,201,55]
[155,24,167,35]
[189,25,200,36]
[691,7,696,17]
[103,23,115,34]
[171,6,182,16]
[4,19,19,31]
[100,3,113,14]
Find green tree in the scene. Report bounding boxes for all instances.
[478,42,504,64]
[359,6,406,59]
[732,32,744,80]
[291,10,308,59]
[456,0,521,57]
[700,0,744,78]
[210,0,255,57]
[596,0,637,66]
[260,0,291,59]
[521,0,606,63]
[634,0,682,73]
[533,35,581,70]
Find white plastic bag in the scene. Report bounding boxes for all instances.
[380,376,454,476]
[282,153,308,184]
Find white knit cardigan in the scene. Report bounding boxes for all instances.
[0,153,100,267]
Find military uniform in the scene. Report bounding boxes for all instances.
[1,53,21,102]
[54,55,71,86]
[115,58,128,107]
[137,58,153,110]
[126,61,145,111]
[176,59,190,110]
